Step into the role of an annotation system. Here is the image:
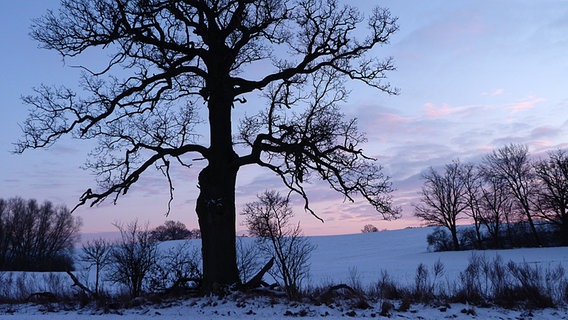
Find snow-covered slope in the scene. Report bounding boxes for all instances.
[2,227,568,319]
[309,227,568,286]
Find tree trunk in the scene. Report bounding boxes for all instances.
[560,215,568,246]
[520,199,541,246]
[450,225,460,251]
[196,165,240,292]
[196,63,241,292]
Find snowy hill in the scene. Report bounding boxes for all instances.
[2,227,568,319]
[308,227,568,286]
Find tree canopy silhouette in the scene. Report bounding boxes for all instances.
[17,0,400,291]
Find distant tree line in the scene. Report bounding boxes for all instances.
[149,220,201,242]
[0,197,81,271]
[415,144,568,251]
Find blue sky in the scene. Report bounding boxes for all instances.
[1,1,568,235]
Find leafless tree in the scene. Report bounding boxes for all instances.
[414,161,469,251]
[534,149,568,245]
[17,0,400,291]
[361,224,379,233]
[461,163,484,247]
[242,190,315,299]
[81,238,112,297]
[482,144,541,246]
[0,197,81,271]
[477,169,514,248]
[109,221,158,298]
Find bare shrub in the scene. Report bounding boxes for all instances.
[81,238,112,297]
[236,238,261,284]
[451,254,566,309]
[242,190,315,300]
[456,253,487,305]
[412,259,446,303]
[109,221,158,298]
[426,228,453,252]
[148,242,202,294]
[372,270,403,300]
[505,261,554,308]
[0,272,72,303]
[348,266,364,294]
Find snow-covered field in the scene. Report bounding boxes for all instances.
[2,227,568,319]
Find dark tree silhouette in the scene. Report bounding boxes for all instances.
[109,221,157,298]
[361,224,379,233]
[150,220,192,242]
[0,197,81,271]
[242,190,315,300]
[17,0,399,291]
[483,144,541,246]
[414,161,469,251]
[460,163,483,247]
[477,170,514,248]
[534,149,568,245]
[81,238,112,297]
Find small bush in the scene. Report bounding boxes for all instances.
[458,227,480,250]
[454,253,487,305]
[372,270,403,300]
[147,242,202,294]
[361,224,379,233]
[108,221,158,298]
[427,228,453,252]
[412,260,445,303]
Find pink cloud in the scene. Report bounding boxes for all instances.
[530,140,553,151]
[508,96,546,112]
[423,103,454,118]
[381,112,413,125]
[531,126,560,138]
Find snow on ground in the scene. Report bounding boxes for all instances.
[2,227,568,319]
[3,297,568,320]
[309,227,568,287]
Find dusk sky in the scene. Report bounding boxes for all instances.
[1,1,567,236]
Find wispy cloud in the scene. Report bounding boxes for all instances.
[423,103,455,118]
[508,96,546,113]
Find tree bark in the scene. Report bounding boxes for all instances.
[450,225,460,251]
[196,164,240,292]
[196,60,241,291]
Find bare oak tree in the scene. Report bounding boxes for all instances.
[483,144,541,246]
[461,162,483,247]
[414,161,469,250]
[534,149,568,245]
[477,168,514,248]
[17,0,399,291]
